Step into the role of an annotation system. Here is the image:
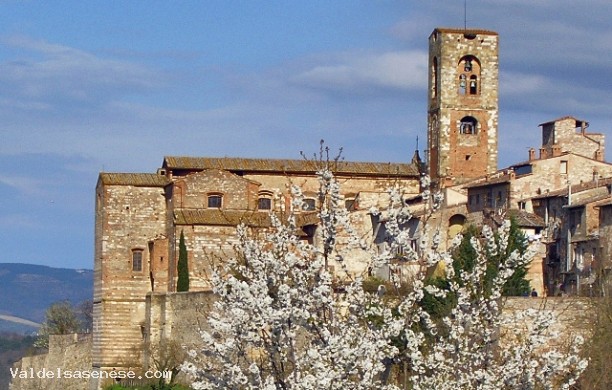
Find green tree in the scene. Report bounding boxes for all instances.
[34,301,81,349]
[497,218,531,296]
[177,230,189,292]
[454,219,530,297]
[422,219,531,318]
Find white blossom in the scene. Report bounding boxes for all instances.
[183,167,587,390]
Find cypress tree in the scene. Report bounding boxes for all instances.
[177,230,190,292]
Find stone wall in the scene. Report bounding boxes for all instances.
[144,291,215,386]
[501,297,594,347]
[10,334,91,390]
[541,117,605,161]
[10,296,595,390]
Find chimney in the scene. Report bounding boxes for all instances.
[552,145,561,157]
[539,148,548,159]
[595,149,603,161]
[528,148,536,161]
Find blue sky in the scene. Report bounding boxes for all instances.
[0,1,611,269]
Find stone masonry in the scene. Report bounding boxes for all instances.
[428,28,499,185]
[92,157,421,379]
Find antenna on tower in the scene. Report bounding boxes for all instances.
[464,0,468,30]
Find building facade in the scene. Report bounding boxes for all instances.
[93,157,421,373]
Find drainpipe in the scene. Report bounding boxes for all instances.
[567,181,572,291]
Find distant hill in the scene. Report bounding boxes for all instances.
[0,263,93,332]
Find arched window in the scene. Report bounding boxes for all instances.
[458,74,467,95]
[469,75,478,95]
[459,116,478,135]
[258,191,273,210]
[457,55,480,96]
[448,214,466,241]
[207,193,223,208]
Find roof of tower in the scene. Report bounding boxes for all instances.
[431,27,498,36]
[538,115,587,127]
[162,156,419,177]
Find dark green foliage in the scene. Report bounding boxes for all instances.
[0,333,38,390]
[421,219,531,319]
[451,224,480,286]
[420,277,456,318]
[498,219,531,296]
[454,219,531,297]
[177,230,190,292]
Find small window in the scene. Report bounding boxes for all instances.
[207,194,223,208]
[459,74,467,95]
[560,161,568,175]
[258,197,272,210]
[132,250,143,272]
[469,75,478,95]
[303,198,316,211]
[460,116,478,135]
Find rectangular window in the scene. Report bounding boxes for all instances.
[132,250,143,272]
[207,194,223,208]
[258,197,272,210]
[560,160,568,174]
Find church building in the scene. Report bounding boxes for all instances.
[90,26,611,382]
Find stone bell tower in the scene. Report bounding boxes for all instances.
[427,28,499,186]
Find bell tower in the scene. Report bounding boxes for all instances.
[427,28,499,186]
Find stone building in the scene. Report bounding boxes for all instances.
[462,115,612,296]
[85,25,612,388]
[93,157,421,376]
[540,116,604,161]
[531,179,612,296]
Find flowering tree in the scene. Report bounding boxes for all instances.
[182,156,587,390]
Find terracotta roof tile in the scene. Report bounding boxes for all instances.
[538,115,586,127]
[174,209,319,228]
[99,173,170,187]
[490,210,545,228]
[163,156,419,177]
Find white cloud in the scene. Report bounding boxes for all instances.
[0,35,162,104]
[500,72,548,95]
[0,175,46,197]
[293,50,427,94]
